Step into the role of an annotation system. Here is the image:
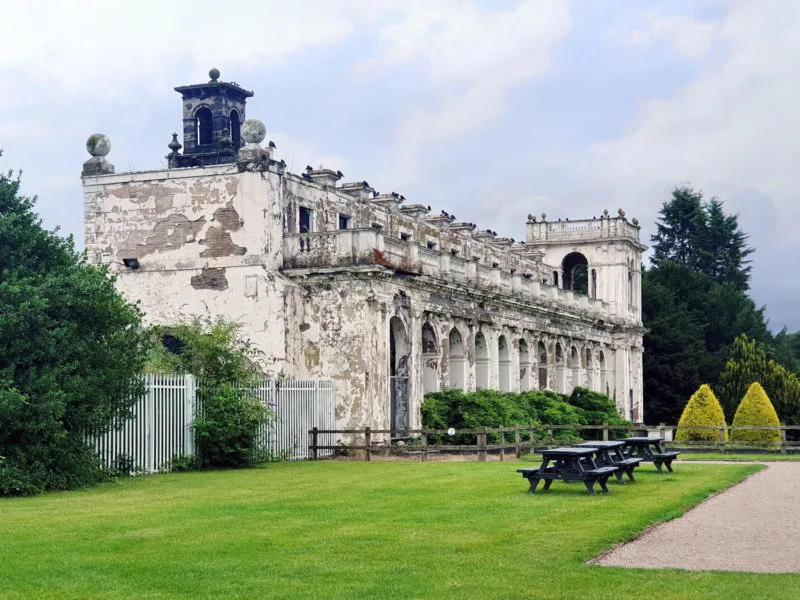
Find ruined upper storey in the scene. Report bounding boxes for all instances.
[81,71,645,328]
[168,68,254,168]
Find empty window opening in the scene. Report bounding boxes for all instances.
[196,107,213,145]
[400,232,412,242]
[553,271,559,287]
[299,206,313,234]
[562,252,589,294]
[230,110,241,147]
[338,214,352,230]
[426,240,438,250]
[450,248,460,257]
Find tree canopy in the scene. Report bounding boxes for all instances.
[0,163,148,495]
[651,186,753,291]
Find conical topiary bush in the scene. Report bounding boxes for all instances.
[730,382,781,443]
[675,384,727,442]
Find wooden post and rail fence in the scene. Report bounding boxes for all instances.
[308,423,800,461]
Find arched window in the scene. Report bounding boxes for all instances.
[498,335,510,392]
[562,252,589,294]
[421,323,438,394]
[475,332,489,389]
[389,317,411,433]
[196,107,213,146]
[448,328,466,390]
[538,341,548,390]
[230,110,241,147]
[519,339,530,392]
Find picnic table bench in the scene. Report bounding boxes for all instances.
[572,440,641,483]
[622,437,680,474]
[517,447,618,495]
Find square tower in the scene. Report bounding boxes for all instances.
[169,68,254,168]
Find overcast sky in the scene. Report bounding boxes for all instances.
[2,0,798,331]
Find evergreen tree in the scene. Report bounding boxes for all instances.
[730,382,781,443]
[650,187,753,291]
[675,384,727,442]
[651,186,706,270]
[715,334,800,426]
[642,263,770,424]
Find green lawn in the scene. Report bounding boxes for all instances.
[0,461,795,599]
[678,452,800,461]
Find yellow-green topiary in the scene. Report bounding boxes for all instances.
[675,384,727,442]
[730,382,781,443]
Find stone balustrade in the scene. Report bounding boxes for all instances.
[283,229,611,318]
[526,217,640,244]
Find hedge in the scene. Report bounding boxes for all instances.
[421,387,630,444]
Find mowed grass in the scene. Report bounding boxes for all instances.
[0,461,795,599]
[678,452,800,461]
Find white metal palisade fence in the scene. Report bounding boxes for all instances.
[86,374,336,473]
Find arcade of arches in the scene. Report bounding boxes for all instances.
[398,315,632,406]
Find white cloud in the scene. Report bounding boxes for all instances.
[355,1,571,183]
[589,0,800,239]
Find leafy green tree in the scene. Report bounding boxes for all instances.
[0,162,148,496]
[730,382,781,443]
[716,334,800,426]
[675,384,727,442]
[146,319,272,467]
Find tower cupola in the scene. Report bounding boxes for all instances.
[168,68,254,168]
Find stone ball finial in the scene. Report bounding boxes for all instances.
[541,212,547,222]
[603,208,609,216]
[631,217,639,227]
[209,67,220,82]
[86,133,111,157]
[241,119,266,144]
[618,208,626,218]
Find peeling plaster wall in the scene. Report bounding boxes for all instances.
[83,160,644,428]
[84,166,289,370]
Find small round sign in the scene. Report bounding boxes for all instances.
[447,428,456,436]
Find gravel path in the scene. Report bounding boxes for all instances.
[592,462,800,573]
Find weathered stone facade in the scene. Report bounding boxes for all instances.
[82,73,646,431]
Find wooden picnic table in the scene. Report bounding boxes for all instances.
[622,437,680,474]
[516,447,618,495]
[572,440,641,483]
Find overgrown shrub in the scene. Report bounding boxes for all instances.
[421,387,629,444]
[194,384,272,467]
[730,382,781,443]
[146,319,274,468]
[675,384,727,442]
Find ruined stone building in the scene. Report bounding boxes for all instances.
[82,70,646,431]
